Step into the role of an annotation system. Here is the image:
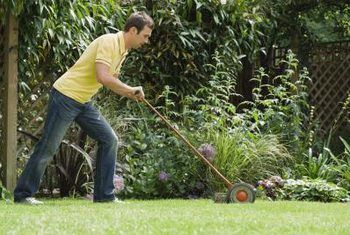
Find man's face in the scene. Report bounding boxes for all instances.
[130,26,152,49]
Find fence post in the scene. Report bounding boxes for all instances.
[2,13,18,192]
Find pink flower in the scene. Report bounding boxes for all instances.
[113,175,125,193]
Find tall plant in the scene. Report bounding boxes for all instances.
[241,50,311,158]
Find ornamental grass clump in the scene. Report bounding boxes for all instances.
[207,130,292,190]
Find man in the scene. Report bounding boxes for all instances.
[14,11,154,204]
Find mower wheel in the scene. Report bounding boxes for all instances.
[227,182,256,203]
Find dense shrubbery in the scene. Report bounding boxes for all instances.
[96,50,309,198]
[1,0,350,201]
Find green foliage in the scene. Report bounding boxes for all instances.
[296,149,335,181]
[50,140,94,197]
[334,5,350,37]
[257,176,350,202]
[0,0,24,25]
[292,133,350,192]
[10,0,350,201]
[115,47,305,197]
[0,183,11,201]
[102,99,207,199]
[180,48,240,131]
[276,178,350,202]
[16,130,93,197]
[123,47,310,197]
[18,0,121,90]
[256,0,350,46]
[312,3,350,41]
[295,132,337,181]
[329,137,350,190]
[207,130,292,190]
[117,125,206,199]
[242,50,311,158]
[96,88,208,199]
[121,0,269,96]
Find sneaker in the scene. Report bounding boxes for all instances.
[94,197,125,203]
[113,198,125,204]
[15,197,44,205]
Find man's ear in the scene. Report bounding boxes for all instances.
[130,26,138,35]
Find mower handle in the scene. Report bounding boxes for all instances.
[135,92,233,189]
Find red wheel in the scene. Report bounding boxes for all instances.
[227,182,256,203]
[236,190,248,202]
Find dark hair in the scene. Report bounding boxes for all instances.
[124,11,154,33]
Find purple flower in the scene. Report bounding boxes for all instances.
[269,176,284,187]
[198,143,216,162]
[113,175,125,193]
[265,181,274,189]
[159,171,169,182]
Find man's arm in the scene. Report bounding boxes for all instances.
[95,62,144,100]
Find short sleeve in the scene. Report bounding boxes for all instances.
[95,36,115,67]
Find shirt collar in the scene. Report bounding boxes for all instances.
[118,31,128,56]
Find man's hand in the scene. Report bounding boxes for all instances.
[132,86,144,101]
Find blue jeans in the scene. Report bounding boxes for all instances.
[14,88,118,202]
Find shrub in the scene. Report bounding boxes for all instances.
[295,147,337,182]
[258,176,350,202]
[242,50,312,158]
[277,178,350,202]
[113,110,207,199]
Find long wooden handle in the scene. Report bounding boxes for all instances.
[140,97,233,189]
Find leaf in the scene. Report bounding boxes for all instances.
[48,28,54,39]
[213,14,219,24]
[61,140,93,172]
[340,137,350,153]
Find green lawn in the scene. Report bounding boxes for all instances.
[0,199,349,234]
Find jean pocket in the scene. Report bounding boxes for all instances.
[52,90,82,120]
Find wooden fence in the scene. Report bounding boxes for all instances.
[273,41,350,133]
[309,41,350,132]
